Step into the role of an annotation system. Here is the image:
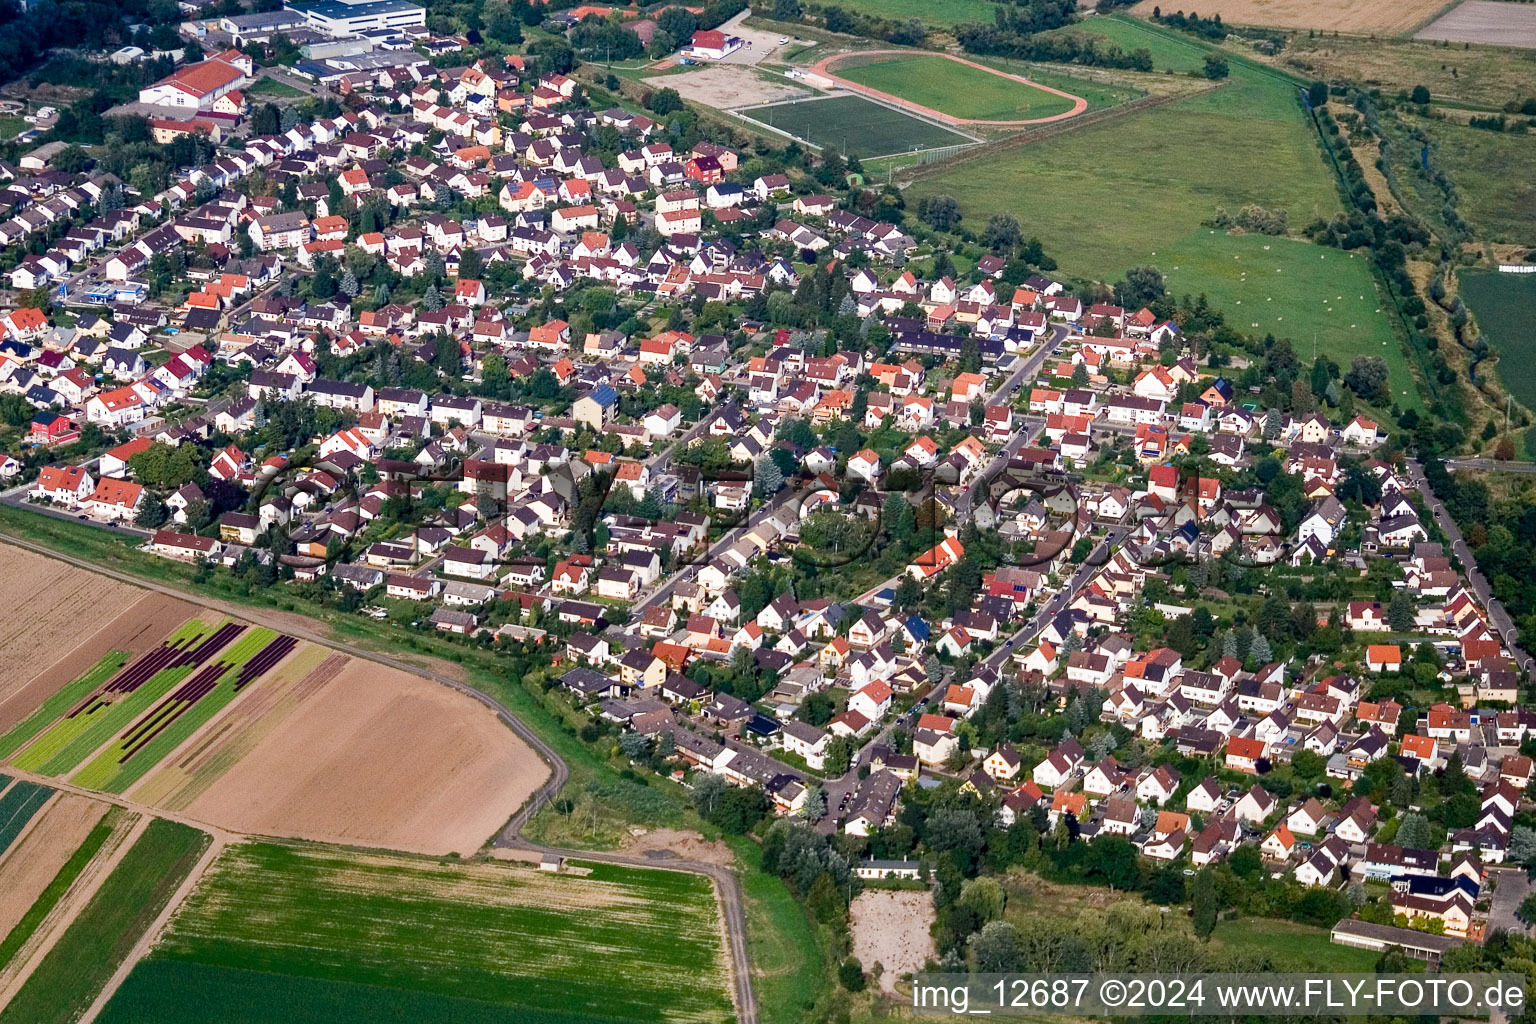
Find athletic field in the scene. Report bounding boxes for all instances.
[739,94,974,157]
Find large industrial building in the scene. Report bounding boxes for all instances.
[285,0,426,35]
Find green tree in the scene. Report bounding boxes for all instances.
[1203,54,1229,80]
[1411,84,1431,104]
[1191,868,1218,939]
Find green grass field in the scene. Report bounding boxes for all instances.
[731,837,828,1024]
[836,54,1078,121]
[0,779,52,855]
[908,17,1341,274]
[1460,270,1536,411]
[0,818,208,1024]
[743,94,974,156]
[104,843,735,1024]
[982,60,1138,112]
[0,807,116,973]
[246,76,306,98]
[1054,16,1208,73]
[826,0,999,27]
[70,626,280,794]
[1146,230,1422,410]
[1209,918,1382,971]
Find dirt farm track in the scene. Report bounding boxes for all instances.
[1129,0,1454,34]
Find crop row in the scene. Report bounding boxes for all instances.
[0,779,52,856]
[0,652,128,762]
[73,630,297,794]
[11,622,236,776]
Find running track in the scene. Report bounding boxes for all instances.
[808,50,1089,127]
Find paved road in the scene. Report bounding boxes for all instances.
[0,529,761,1024]
[1405,458,1535,672]
[1448,458,1536,474]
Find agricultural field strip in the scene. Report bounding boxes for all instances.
[149,844,734,1024]
[71,627,295,794]
[130,645,335,811]
[0,779,53,856]
[0,819,209,1024]
[0,652,129,761]
[8,618,252,776]
[0,809,115,973]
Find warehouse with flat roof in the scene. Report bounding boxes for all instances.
[286,0,425,35]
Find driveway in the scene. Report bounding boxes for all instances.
[1487,866,1532,938]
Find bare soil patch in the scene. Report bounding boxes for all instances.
[0,592,196,735]
[850,889,935,995]
[0,543,143,709]
[1130,0,1451,33]
[180,658,549,856]
[645,65,809,109]
[620,827,734,866]
[1416,0,1536,47]
[0,793,107,937]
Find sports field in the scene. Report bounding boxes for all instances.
[1459,270,1536,411]
[833,53,1079,121]
[1143,231,1422,411]
[908,18,1341,288]
[742,94,974,156]
[100,843,735,1024]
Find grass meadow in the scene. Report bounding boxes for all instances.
[909,17,1340,276]
[103,843,736,1024]
[1146,231,1423,410]
[836,54,1080,120]
[0,818,208,1024]
[1209,917,1382,971]
[826,0,1000,27]
[1416,120,1536,246]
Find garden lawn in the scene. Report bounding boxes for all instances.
[1141,230,1422,411]
[246,76,306,98]
[908,16,1340,277]
[837,54,1079,121]
[1459,270,1536,412]
[0,818,208,1024]
[111,843,735,1024]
